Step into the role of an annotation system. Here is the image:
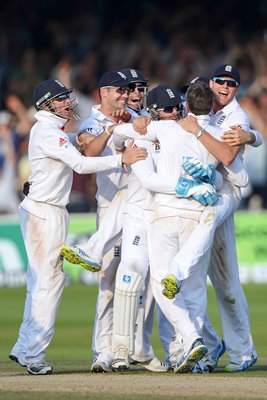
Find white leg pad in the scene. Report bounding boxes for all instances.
[112,271,143,354]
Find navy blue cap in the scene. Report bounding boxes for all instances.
[98,71,131,88]
[33,79,73,110]
[146,85,182,109]
[212,64,240,84]
[120,68,148,85]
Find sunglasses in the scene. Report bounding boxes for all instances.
[55,93,71,101]
[158,105,183,113]
[103,86,130,95]
[116,87,131,94]
[212,77,239,88]
[129,83,147,92]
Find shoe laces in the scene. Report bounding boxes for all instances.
[116,346,129,359]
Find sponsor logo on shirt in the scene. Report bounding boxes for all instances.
[154,142,161,152]
[123,274,131,283]
[59,137,68,146]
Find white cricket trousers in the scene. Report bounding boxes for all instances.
[168,181,239,281]
[92,203,164,364]
[11,197,68,364]
[204,213,255,364]
[148,206,209,354]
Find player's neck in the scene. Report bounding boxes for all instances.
[99,105,118,122]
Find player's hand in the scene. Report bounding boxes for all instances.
[133,116,151,135]
[221,125,254,146]
[175,177,218,206]
[110,109,131,123]
[121,139,147,166]
[178,115,201,136]
[182,156,216,183]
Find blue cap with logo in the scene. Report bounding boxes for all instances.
[212,64,240,84]
[33,79,73,110]
[98,71,131,88]
[146,85,182,109]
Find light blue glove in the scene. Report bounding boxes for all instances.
[182,156,216,184]
[175,177,218,206]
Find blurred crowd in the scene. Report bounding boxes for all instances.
[0,0,267,214]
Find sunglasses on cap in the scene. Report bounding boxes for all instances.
[212,77,239,88]
[158,104,183,113]
[55,93,71,102]
[129,83,147,92]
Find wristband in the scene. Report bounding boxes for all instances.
[104,126,113,136]
[197,128,204,139]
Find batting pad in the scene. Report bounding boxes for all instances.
[112,271,143,354]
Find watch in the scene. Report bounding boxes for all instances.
[197,128,204,139]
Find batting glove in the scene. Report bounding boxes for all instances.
[182,156,216,184]
[175,177,218,206]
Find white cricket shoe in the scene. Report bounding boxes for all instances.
[27,361,53,375]
[91,360,111,373]
[203,339,226,372]
[112,346,130,372]
[131,357,170,372]
[61,245,101,272]
[174,338,208,373]
[224,354,257,372]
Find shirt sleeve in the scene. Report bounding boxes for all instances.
[113,123,148,149]
[42,130,122,174]
[130,140,176,194]
[249,129,263,147]
[218,152,249,188]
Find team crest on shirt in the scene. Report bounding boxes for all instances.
[59,137,67,147]
[216,114,226,126]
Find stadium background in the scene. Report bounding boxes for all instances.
[0,3,267,398]
[0,0,267,285]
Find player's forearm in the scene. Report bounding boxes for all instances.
[113,123,146,142]
[82,129,111,156]
[199,130,239,165]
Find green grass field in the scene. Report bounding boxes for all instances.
[1,284,267,400]
[1,283,267,368]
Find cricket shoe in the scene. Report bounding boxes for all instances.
[203,339,226,372]
[192,361,210,374]
[112,346,130,372]
[174,338,208,373]
[162,275,181,299]
[61,245,101,272]
[91,360,111,373]
[130,357,170,372]
[9,354,27,368]
[27,361,53,375]
[224,354,257,373]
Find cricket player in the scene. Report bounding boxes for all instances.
[121,68,150,118]
[9,79,146,375]
[61,70,166,373]
[112,82,226,373]
[176,65,261,372]
[111,85,184,372]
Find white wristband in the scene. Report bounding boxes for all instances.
[104,126,113,136]
[197,128,204,139]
